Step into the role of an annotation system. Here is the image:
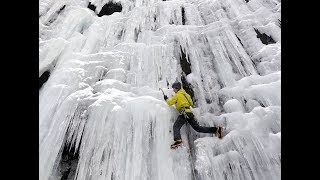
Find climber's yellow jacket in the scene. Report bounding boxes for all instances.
[166,89,193,112]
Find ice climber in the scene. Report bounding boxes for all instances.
[163,82,223,149]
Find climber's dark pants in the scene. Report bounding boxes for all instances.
[173,112,217,141]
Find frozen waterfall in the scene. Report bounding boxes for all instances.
[39,0,281,179]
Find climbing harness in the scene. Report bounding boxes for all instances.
[179,107,189,119]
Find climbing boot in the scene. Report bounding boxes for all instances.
[215,126,223,139]
[170,139,183,149]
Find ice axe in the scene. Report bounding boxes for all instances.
[159,88,169,100]
[159,88,165,95]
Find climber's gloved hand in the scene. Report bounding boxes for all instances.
[164,95,168,100]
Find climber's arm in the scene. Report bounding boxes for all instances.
[166,95,178,106]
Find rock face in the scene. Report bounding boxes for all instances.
[39,0,281,180]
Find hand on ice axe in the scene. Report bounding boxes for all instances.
[159,88,168,100]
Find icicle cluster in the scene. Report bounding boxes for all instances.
[39,0,281,179]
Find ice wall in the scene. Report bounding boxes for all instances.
[39,0,281,179]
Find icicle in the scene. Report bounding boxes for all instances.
[39,0,281,179]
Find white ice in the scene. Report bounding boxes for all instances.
[39,0,281,179]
